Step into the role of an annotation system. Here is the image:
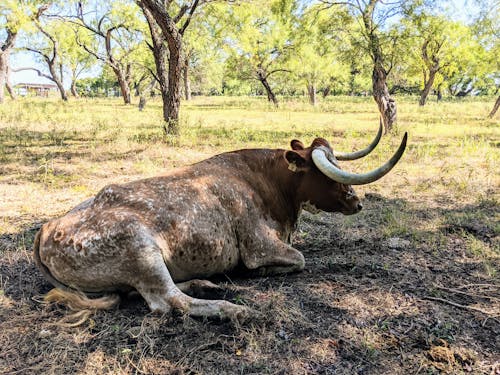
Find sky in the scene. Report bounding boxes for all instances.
[10,0,479,88]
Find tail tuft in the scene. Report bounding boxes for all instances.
[44,288,120,327]
[45,288,120,311]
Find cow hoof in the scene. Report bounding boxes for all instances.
[229,305,261,324]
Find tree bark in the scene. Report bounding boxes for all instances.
[140,2,170,122]
[165,46,183,134]
[372,64,396,133]
[113,67,131,104]
[139,0,206,135]
[47,59,68,101]
[138,78,156,111]
[70,80,79,97]
[0,29,17,104]
[183,59,191,101]
[488,95,500,118]
[419,69,437,106]
[307,83,317,106]
[362,0,397,133]
[258,77,278,107]
[5,69,16,99]
[0,54,7,104]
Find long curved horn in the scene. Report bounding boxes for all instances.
[334,120,383,161]
[311,133,408,185]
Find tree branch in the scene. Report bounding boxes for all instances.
[1,29,18,54]
[179,0,201,36]
[11,67,55,82]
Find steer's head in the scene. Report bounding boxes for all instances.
[284,121,407,215]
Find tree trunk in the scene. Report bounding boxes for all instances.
[142,6,169,110]
[0,54,6,104]
[139,96,146,111]
[4,53,16,100]
[436,84,442,102]
[137,78,156,112]
[322,87,331,99]
[53,79,68,101]
[183,60,191,101]
[0,30,18,104]
[349,65,359,96]
[488,95,500,118]
[259,76,278,107]
[48,60,68,101]
[419,69,437,106]
[70,78,79,98]
[307,83,317,106]
[113,67,131,104]
[362,2,397,133]
[164,46,183,134]
[372,64,396,133]
[0,51,15,102]
[139,0,182,135]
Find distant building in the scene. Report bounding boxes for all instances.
[15,82,58,97]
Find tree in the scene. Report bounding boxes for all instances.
[62,26,94,98]
[0,1,43,103]
[181,9,224,100]
[320,0,412,133]
[137,0,210,135]
[70,1,146,104]
[403,15,457,106]
[224,0,294,107]
[138,1,170,117]
[291,4,352,105]
[20,7,71,101]
[472,0,500,117]
[0,28,17,103]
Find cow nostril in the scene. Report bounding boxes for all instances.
[357,203,363,211]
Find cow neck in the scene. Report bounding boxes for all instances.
[237,149,302,227]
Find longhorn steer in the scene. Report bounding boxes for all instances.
[34,124,407,321]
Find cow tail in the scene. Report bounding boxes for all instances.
[33,229,120,327]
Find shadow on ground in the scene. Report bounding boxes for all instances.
[0,194,498,374]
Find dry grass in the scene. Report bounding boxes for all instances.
[0,95,499,374]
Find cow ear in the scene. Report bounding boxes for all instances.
[284,150,309,172]
[290,139,305,150]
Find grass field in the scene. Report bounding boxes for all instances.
[0,96,499,374]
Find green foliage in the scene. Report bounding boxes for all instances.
[0,0,43,34]
[289,5,353,95]
[75,76,118,97]
[5,0,499,104]
[399,11,494,97]
[223,0,294,87]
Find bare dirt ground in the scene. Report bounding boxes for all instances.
[1,194,498,374]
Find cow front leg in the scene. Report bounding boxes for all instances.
[251,246,305,276]
[241,238,305,277]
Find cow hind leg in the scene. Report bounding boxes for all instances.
[132,249,254,322]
